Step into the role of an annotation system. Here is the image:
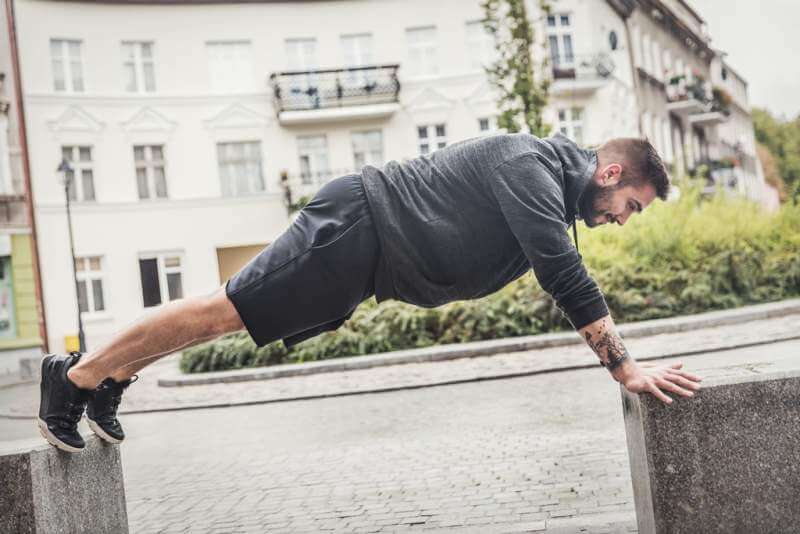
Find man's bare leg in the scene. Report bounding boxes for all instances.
[67,285,245,390]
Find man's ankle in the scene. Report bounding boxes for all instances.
[66,365,97,391]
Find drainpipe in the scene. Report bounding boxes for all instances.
[619,7,643,137]
[4,0,49,352]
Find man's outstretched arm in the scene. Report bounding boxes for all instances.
[578,314,702,404]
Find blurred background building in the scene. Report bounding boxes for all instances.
[3,0,767,354]
[0,0,46,376]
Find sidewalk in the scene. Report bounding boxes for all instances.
[159,298,800,387]
[1,307,798,419]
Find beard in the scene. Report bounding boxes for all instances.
[578,180,618,228]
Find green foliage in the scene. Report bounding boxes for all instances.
[482,0,551,137]
[181,187,800,374]
[752,107,800,202]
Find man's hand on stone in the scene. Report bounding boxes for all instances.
[620,361,702,405]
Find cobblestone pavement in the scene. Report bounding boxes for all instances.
[2,338,798,532]
[1,313,798,418]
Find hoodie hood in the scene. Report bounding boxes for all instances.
[544,133,597,223]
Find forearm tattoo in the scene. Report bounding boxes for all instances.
[584,330,630,369]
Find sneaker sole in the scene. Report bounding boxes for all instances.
[37,417,84,453]
[86,418,123,445]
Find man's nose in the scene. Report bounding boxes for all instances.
[617,211,631,226]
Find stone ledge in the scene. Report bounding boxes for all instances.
[160,298,800,387]
[0,435,129,534]
[621,366,800,534]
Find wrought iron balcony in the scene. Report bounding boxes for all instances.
[269,64,400,114]
[550,53,616,81]
[549,53,615,95]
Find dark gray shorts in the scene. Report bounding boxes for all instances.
[225,173,379,348]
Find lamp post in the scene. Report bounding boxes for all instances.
[57,157,86,353]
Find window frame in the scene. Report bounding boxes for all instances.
[296,134,331,186]
[138,251,184,308]
[417,123,447,154]
[547,12,574,68]
[205,40,255,93]
[122,41,156,93]
[133,144,168,200]
[75,256,106,316]
[405,26,439,77]
[216,140,266,197]
[61,145,96,202]
[351,130,384,169]
[556,107,584,145]
[50,38,84,93]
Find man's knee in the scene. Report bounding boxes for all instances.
[197,286,245,338]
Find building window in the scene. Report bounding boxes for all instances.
[340,33,374,87]
[76,256,105,314]
[417,124,447,154]
[652,40,663,81]
[134,145,167,200]
[631,25,642,68]
[206,41,254,93]
[122,41,156,93]
[139,253,183,308]
[465,21,494,70]
[478,117,498,133]
[217,141,265,197]
[547,13,574,68]
[557,108,583,145]
[352,130,384,169]
[50,39,84,92]
[0,256,16,338]
[642,34,653,75]
[661,118,674,163]
[61,146,95,202]
[297,135,331,185]
[285,38,318,107]
[0,116,11,195]
[406,26,438,77]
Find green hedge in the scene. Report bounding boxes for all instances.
[181,185,800,373]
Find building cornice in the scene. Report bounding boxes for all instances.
[35,192,285,214]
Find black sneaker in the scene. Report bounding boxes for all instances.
[37,352,92,453]
[86,375,138,444]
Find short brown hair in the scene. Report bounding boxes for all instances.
[597,138,670,200]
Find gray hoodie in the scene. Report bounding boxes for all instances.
[360,132,608,330]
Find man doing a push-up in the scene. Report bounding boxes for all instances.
[38,132,701,452]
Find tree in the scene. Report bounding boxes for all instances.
[753,107,800,202]
[482,0,552,137]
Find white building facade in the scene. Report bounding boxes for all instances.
[13,0,763,351]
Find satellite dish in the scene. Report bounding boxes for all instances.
[593,53,615,78]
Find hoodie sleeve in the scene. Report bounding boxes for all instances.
[489,152,609,329]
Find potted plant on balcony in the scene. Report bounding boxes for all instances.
[711,87,732,115]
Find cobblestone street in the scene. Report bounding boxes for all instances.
[117,339,797,533]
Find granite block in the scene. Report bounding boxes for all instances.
[621,368,800,534]
[0,435,129,533]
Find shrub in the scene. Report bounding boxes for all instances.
[181,185,800,374]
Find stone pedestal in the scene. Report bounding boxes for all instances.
[621,368,800,534]
[0,435,129,533]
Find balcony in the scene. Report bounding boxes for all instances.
[666,75,707,117]
[269,64,401,126]
[549,53,616,96]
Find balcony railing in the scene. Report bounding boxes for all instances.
[550,53,616,81]
[270,64,400,113]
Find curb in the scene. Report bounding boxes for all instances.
[159,298,800,387]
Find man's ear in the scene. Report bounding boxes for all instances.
[600,163,623,186]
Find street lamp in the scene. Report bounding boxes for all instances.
[57,157,86,353]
